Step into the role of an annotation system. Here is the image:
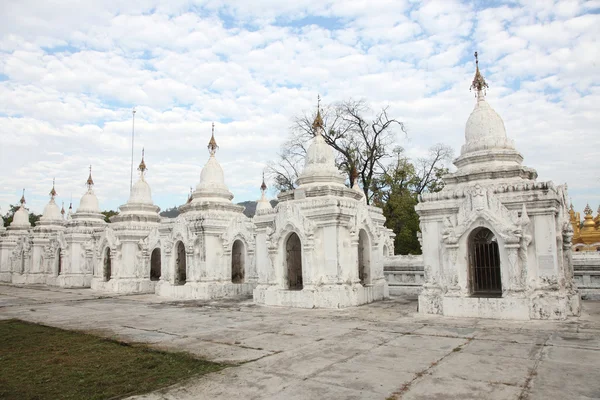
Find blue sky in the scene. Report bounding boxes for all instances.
[0,0,598,217]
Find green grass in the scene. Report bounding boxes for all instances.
[0,319,228,400]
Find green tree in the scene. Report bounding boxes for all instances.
[101,210,119,223]
[372,145,452,255]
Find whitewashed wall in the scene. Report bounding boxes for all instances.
[384,253,600,299]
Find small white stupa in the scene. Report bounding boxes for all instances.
[256,172,272,213]
[416,52,579,320]
[92,150,161,293]
[36,180,65,232]
[156,123,256,300]
[254,96,392,308]
[9,190,31,231]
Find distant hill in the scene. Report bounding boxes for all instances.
[159,200,278,219]
[238,200,279,217]
[159,207,180,218]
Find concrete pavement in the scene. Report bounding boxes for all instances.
[1,284,599,400]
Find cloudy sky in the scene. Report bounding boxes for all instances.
[0,0,598,217]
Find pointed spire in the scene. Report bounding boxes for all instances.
[312,94,324,135]
[86,165,94,190]
[470,51,489,101]
[584,204,593,216]
[208,122,218,156]
[61,202,65,218]
[138,148,147,176]
[260,172,267,193]
[49,178,57,199]
[20,189,26,206]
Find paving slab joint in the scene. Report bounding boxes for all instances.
[517,335,550,400]
[385,337,472,400]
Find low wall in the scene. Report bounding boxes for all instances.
[383,253,600,299]
[383,255,424,297]
[573,252,600,300]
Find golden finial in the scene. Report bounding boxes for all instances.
[470,51,489,100]
[49,178,57,199]
[138,148,147,175]
[584,204,593,216]
[208,122,218,156]
[20,189,26,206]
[312,94,324,134]
[260,172,267,192]
[86,165,94,189]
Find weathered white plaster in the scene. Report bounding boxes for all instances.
[415,66,580,320]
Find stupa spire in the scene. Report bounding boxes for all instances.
[20,189,26,206]
[208,122,218,156]
[86,165,94,190]
[470,51,489,101]
[260,171,267,193]
[61,202,65,218]
[49,178,57,200]
[138,148,147,177]
[312,94,324,135]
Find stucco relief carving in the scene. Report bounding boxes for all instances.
[446,184,523,244]
[221,215,255,251]
[267,203,315,249]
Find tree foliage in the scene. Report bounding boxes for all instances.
[372,146,452,254]
[101,210,119,223]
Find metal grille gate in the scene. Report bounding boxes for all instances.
[469,228,502,296]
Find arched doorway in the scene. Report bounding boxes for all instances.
[286,233,303,290]
[175,241,186,285]
[57,249,62,275]
[231,240,245,283]
[358,229,370,285]
[468,227,501,296]
[150,248,161,281]
[103,248,111,281]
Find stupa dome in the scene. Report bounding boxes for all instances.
[12,207,30,227]
[10,191,31,228]
[296,105,345,187]
[42,199,62,221]
[78,191,100,213]
[128,177,153,205]
[465,99,507,143]
[198,156,228,191]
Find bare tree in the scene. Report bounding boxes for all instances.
[412,144,454,195]
[268,99,406,204]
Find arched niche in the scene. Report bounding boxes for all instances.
[285,232,303,290]
[358,229,371,285]
[174,241,186,285]
[150,248,161,281]
[231,240,245,284]
[103,248,111,281]
[57,249,62,275]
[468,227,501,297]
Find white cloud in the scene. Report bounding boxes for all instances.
[0,0,598,218]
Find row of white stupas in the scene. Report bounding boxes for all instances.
[0,109,394,309]
[0,54,581,318]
